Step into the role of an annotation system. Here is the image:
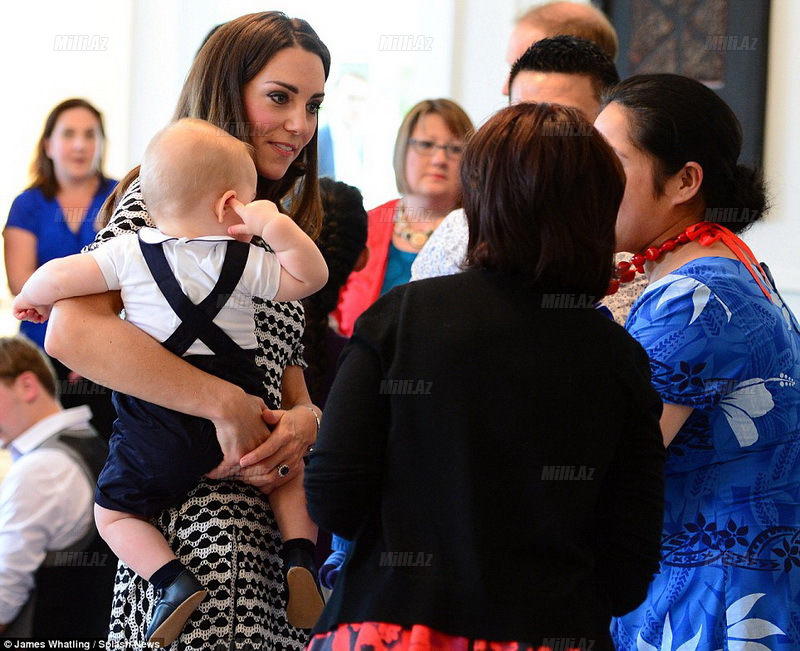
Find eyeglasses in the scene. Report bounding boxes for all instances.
[407,138,464,158]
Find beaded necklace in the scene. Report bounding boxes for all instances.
[393,221,435,250]
[607,221,773,302]
[393,203,437,250]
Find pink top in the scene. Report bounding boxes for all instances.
[333,199,399,336]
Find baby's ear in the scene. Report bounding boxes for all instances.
[215,190,237,223]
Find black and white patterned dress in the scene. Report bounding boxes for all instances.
[92,178,309,650]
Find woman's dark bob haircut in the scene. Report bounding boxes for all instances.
[463,102,624,299]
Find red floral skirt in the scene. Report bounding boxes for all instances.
[307,622,579,651]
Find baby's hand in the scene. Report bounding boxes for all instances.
[12,295,51,323]
[227,198,282,239]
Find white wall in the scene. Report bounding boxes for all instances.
[0,2,134,213]
[741,0,800,313]
[450,0,517,127]
[0,1,134,335]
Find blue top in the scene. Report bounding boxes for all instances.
[379,242,417,296]
[613,256,800,650]
[5,178,118,347]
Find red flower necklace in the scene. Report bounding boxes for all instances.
[607,221,773,301]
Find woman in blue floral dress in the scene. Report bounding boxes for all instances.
[595,73,800,650]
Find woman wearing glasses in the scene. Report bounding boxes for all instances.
[333,99,473,336]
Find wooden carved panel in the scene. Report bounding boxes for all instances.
[598,0,770,166]
[627,0,727,85]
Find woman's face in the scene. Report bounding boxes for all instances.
[594,102,672,253]
[45,107,103,184]
[243,46,326,180]
[404,113,463,205]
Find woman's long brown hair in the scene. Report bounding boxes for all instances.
[98,12,331,238]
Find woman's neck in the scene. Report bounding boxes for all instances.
[54,174,102,233]
[643,212,701,251]
[390,195,452,253]
[56,173,100,197]
[643,216,738,282]
[401,194,454,222]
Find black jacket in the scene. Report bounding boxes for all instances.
[306,270,666,649]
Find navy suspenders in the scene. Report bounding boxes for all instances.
[138,237,251,356]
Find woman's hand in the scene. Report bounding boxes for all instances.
[233,365,319,492]
[205,388,272,479]
[235,404,318,492]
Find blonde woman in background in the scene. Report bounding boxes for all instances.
[333,99,472,336]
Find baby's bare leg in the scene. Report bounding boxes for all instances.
[96,504,207,646]
[265,467,317,543]
[263,466,324,629]
[94,503,177,579]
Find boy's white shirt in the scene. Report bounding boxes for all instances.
[88,228,282,355]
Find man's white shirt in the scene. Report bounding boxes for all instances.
[0,406,95,624]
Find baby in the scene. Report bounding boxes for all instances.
[13,118,328,645]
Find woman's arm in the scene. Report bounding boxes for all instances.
[593,367,667,616]
[304,339,388,539]
[661,402,694,447]
[46,293,271,468]
[3,227,38,295]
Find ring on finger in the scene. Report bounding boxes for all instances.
[277,464,291,477]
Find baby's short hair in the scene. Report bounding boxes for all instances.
[140,118,255,216]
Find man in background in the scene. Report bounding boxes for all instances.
[503,0,618,95]
[509,33,619,119]
[0,336,115,638]
[412,36,620,283]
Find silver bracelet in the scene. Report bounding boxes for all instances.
[300,404,320,442]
